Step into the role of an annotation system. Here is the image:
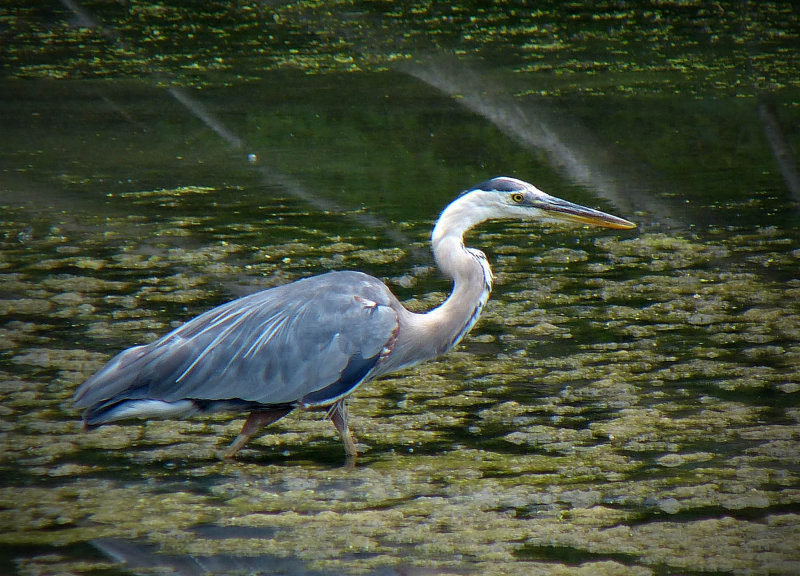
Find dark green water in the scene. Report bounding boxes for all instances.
[1,2,799,575]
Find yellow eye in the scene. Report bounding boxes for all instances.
[511,193,524,203]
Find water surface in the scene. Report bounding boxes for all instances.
[1,3,799,575]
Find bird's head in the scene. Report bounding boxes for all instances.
[461,176,636,230]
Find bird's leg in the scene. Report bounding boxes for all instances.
[223,407,292,459]
[327,399,357,466]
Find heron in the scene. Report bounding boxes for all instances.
[74,177,635,463]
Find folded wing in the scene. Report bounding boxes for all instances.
[74,272,400,423]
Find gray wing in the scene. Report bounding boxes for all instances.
[74,271,399,409]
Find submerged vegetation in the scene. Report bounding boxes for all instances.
[2,1,799,95]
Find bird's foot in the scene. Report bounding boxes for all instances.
[220,407,293,461]
[327,399,359,466]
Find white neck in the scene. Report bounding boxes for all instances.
[388,193,495,368]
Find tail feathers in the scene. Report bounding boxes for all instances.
[81,398,282,429]
[83,399,198,429]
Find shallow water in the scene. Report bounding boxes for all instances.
[2,3,800,576]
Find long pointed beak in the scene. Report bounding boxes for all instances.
[537,195,636,230]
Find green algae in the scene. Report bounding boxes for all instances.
[4,1,800,97]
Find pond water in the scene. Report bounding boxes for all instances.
[1,3,800,576]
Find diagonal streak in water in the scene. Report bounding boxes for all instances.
[402,58,677,225]
[58,0,423,263]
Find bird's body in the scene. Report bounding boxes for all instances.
[77,271,402,420]
[74,177,635,462]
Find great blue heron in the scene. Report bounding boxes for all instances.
[74,177,635,462]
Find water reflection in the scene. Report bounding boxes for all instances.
[89,525,462,576]
[758,98,800,200]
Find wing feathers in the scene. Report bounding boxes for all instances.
[74,271,400,420]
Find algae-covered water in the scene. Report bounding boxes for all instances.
[2,2,800,575]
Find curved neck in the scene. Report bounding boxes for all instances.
[389,194,494,367]
[426,234,493,352]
